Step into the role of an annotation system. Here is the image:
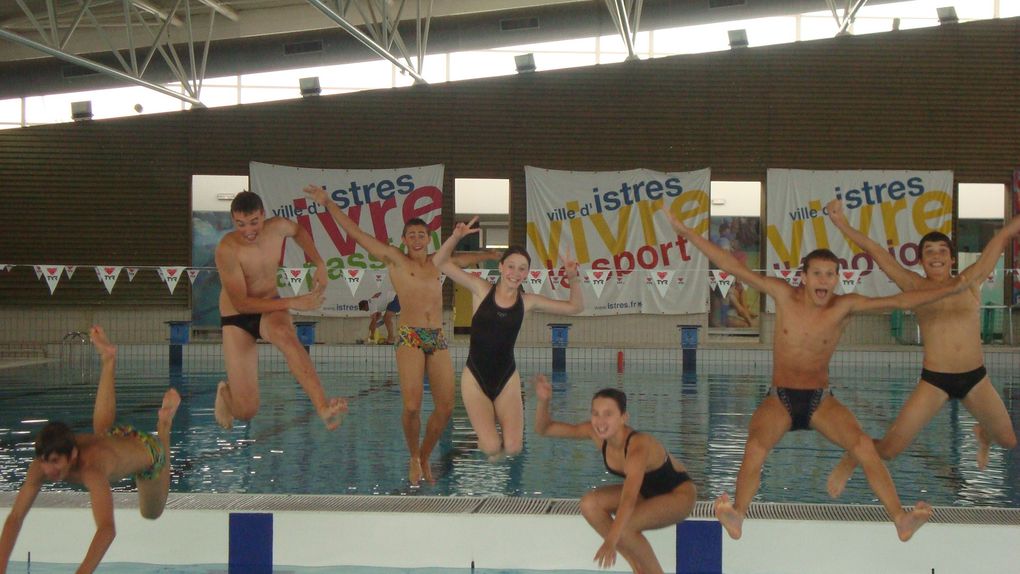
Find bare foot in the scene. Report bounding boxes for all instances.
[214,381,233,430]
[89,326,117,362]
[318,398,349,431]
[420,455,434,483]
[159,388,182,425]
[827,453,857,498]
[895,501,931,542]
[714,493,744,540]
[408,457,422,486]
[974,424,990,470]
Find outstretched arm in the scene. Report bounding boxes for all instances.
[302,185,406,264]
[844,275,967,314]
[826,199,922,290]
[286,218,328,290]
[434,217,492,298]
[959,213,1020,288]
[0,463,43,574]
[76,473,115,574]
[533,375,593,439]
[662,206,788,298]
[214,242,325,314]
[526,255,584,315]
[450,250,501,268]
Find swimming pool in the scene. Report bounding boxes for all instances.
[1,346,1016,508]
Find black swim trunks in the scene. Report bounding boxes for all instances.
[769,387,831,431]
[221,313,263,340]
[465,285,525,401]
[921,366,987,400]
[602,431,692,498]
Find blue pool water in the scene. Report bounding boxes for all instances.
[0,354,1017,507]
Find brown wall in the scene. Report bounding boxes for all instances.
[1,17,1017,305]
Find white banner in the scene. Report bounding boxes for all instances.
[250,161,444,316]
[525,166,711,315]
[766,169,953,310]
[95,266,122,295]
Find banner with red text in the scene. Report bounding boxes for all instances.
[250,161,443,316]
[525,166,710,315]
[766,169,953,310]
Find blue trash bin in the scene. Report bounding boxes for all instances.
[166,321,191,370]
[678,324,699,374]
[548,323,572,372]
[294,321,318,352]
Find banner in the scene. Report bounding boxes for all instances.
[250,161,444,316]
[525,166,711,315]
[765,169,953,310]
[95,266,122,295]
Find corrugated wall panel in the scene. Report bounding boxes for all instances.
[1,18,1017,306]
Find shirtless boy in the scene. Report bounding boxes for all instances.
[214,191,346,430]
[303,184,497,484]
[0,326,181,574]
[665,207,969,542]
[826,199,1019,496]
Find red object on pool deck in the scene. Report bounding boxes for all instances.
[617,350,624,372]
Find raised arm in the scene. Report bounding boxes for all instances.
[214,242,325,314]
[826,198,922,290]
[0,462,43,574]
[287,217,328,290]
[594,435,650,570]
[434,217,492,298]
[76,472,116,574]
[450,250,501,268]
[959,213,1020,289]
[302,185,406,264]
[533,375,593,439]
[662,206,788,298]
[525,255,584,315]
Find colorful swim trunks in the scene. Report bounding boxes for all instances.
[108,424,166,481]
[396,325,448,355]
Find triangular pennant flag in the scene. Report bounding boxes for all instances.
[646,269,675,298]
[526,269,548,294]
[283,267,310,295]
[584,269,611,299]
[674,272,687,288]
[159,266,186,294]
[187,269,201,284]
[438,273,447,286]
[838,269,863,294]
[126,267,139,282]
[94,266,122,295]
[0,264,11,272]
[343,268,364,296]
[466,269,491,283]
[42,265,64,295]
[711,270,735,298]
[774,268,802,287]
[373,272,385,288]
[64,265,77,279]
[708,271,717,291]
[156,267,165,281]
[34,265,43,280]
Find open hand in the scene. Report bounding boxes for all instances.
[302,184,329,205]
[532,374,552,401]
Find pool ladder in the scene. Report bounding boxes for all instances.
[60,330,93,380]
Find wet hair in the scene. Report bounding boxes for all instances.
[402,218,428,237]
[230,191,264,215]
[35,421,76,459]
[801,248,840,272]
[592,388,627,414]
[499,245,531,266]
[919,231,955,258]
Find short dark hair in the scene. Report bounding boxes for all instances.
[592,388,627,413]
[35,422,76,459]
[358,300,369,311]
[919,231,955,257]
[402,218,428,237]
[230,191,264,215]
[500,245,531,266]
[802,248,840,272]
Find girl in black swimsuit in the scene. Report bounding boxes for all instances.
[535,376,697,574]
[433,217,584,458]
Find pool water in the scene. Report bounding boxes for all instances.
[0,356,1016,507]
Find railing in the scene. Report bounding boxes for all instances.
[60,330,93,380]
